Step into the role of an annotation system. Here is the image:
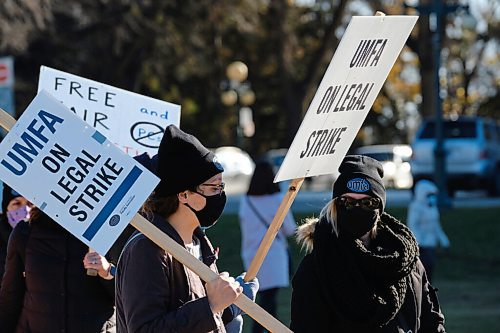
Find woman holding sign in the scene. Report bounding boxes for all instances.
[290,155,446,333]
[115,125,258,333]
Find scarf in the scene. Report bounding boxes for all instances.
[312,212,419,329]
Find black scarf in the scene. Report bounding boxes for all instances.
[312,212,419,329]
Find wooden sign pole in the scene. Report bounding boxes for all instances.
[245,178,304,282]
[0,108,293,333]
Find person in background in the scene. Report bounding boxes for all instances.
[116,125,258,333]
[291,155,446,333]
[0,184,30,286]
[0,206,116,332]
[239,160,296,333]
[407,179,450,282]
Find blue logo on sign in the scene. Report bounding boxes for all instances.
[347,178,370,193]
[109,214,120,226]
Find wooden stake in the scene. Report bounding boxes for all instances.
[245,178,304,281]
[0,107,293,333]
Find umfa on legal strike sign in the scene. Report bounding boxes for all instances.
[38,66,181,157]
[275,15,418,182]
[0,90,160,254]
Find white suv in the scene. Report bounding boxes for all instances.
[355,144,413,189]
[410,117,500,197]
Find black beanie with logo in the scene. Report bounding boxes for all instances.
[155,125,224,197]
[332,155,386,212]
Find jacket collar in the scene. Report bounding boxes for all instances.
[150,213,218,266]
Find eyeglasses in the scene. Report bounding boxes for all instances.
[337,196,381,210]
[197,182,225,196]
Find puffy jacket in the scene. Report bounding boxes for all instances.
[290,212,446,333]
[0,214,116,333]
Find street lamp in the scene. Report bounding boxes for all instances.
[220,61,256,148]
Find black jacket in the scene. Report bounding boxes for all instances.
[291,254,445,333]
[290,213,446,333]
[0,214,12,285]
[0,215,116,333]
[116,213,228,333]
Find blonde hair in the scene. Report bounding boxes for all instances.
[296,197,379,253]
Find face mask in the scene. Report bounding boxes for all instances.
[6,205,29,228]
[186,191,227,228]
[336,202,379,239]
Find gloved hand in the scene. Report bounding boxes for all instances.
[227,272,259,318]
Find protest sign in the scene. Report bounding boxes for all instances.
[0,93,292,332]
[38,66,181,156]
[0,90,160,254]
[275,15,418,182]
[246,14,418,282]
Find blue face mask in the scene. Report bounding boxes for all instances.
[427,194,437,207]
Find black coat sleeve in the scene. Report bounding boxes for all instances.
[118,237,218,333]
[418,261,446,333]
[0,222,30,331]
[290,254,321,333]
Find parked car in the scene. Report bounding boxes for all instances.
[354,144,413,189]
[410,117,500,197]
[213,146,255,194]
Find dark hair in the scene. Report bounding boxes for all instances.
[247,160,281,196]
[141,194,180,220]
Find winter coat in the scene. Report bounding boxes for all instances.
[239,193,296,290]
[0,215,116,333]
[116,213,229,333]
[290,212,446,333]
[0,214,12,285]
[407,181,450,249]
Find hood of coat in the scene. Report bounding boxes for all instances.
[414,180,438,203]
[296,216,321,253]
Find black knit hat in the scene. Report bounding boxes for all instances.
[332,155,386,211]
[155,125,224,197]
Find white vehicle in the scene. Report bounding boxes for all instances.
[213,146,255,194]
[410,117,500,197]
[355,144,413,189]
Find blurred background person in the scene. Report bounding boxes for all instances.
[239,160,296,333]
[407,179,450,282]
[0,206,116,333]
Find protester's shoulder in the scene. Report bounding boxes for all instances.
[123,232,161,257]
[292,253,315,286]
[10,220,30,241]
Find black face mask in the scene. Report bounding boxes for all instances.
[186,191,227,228]
[336,202,380,239]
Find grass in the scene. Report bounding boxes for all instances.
[207,206,500,333]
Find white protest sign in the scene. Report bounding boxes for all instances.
[275,15,418,182]
[0,90,159,254]
[38,66,181,156]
